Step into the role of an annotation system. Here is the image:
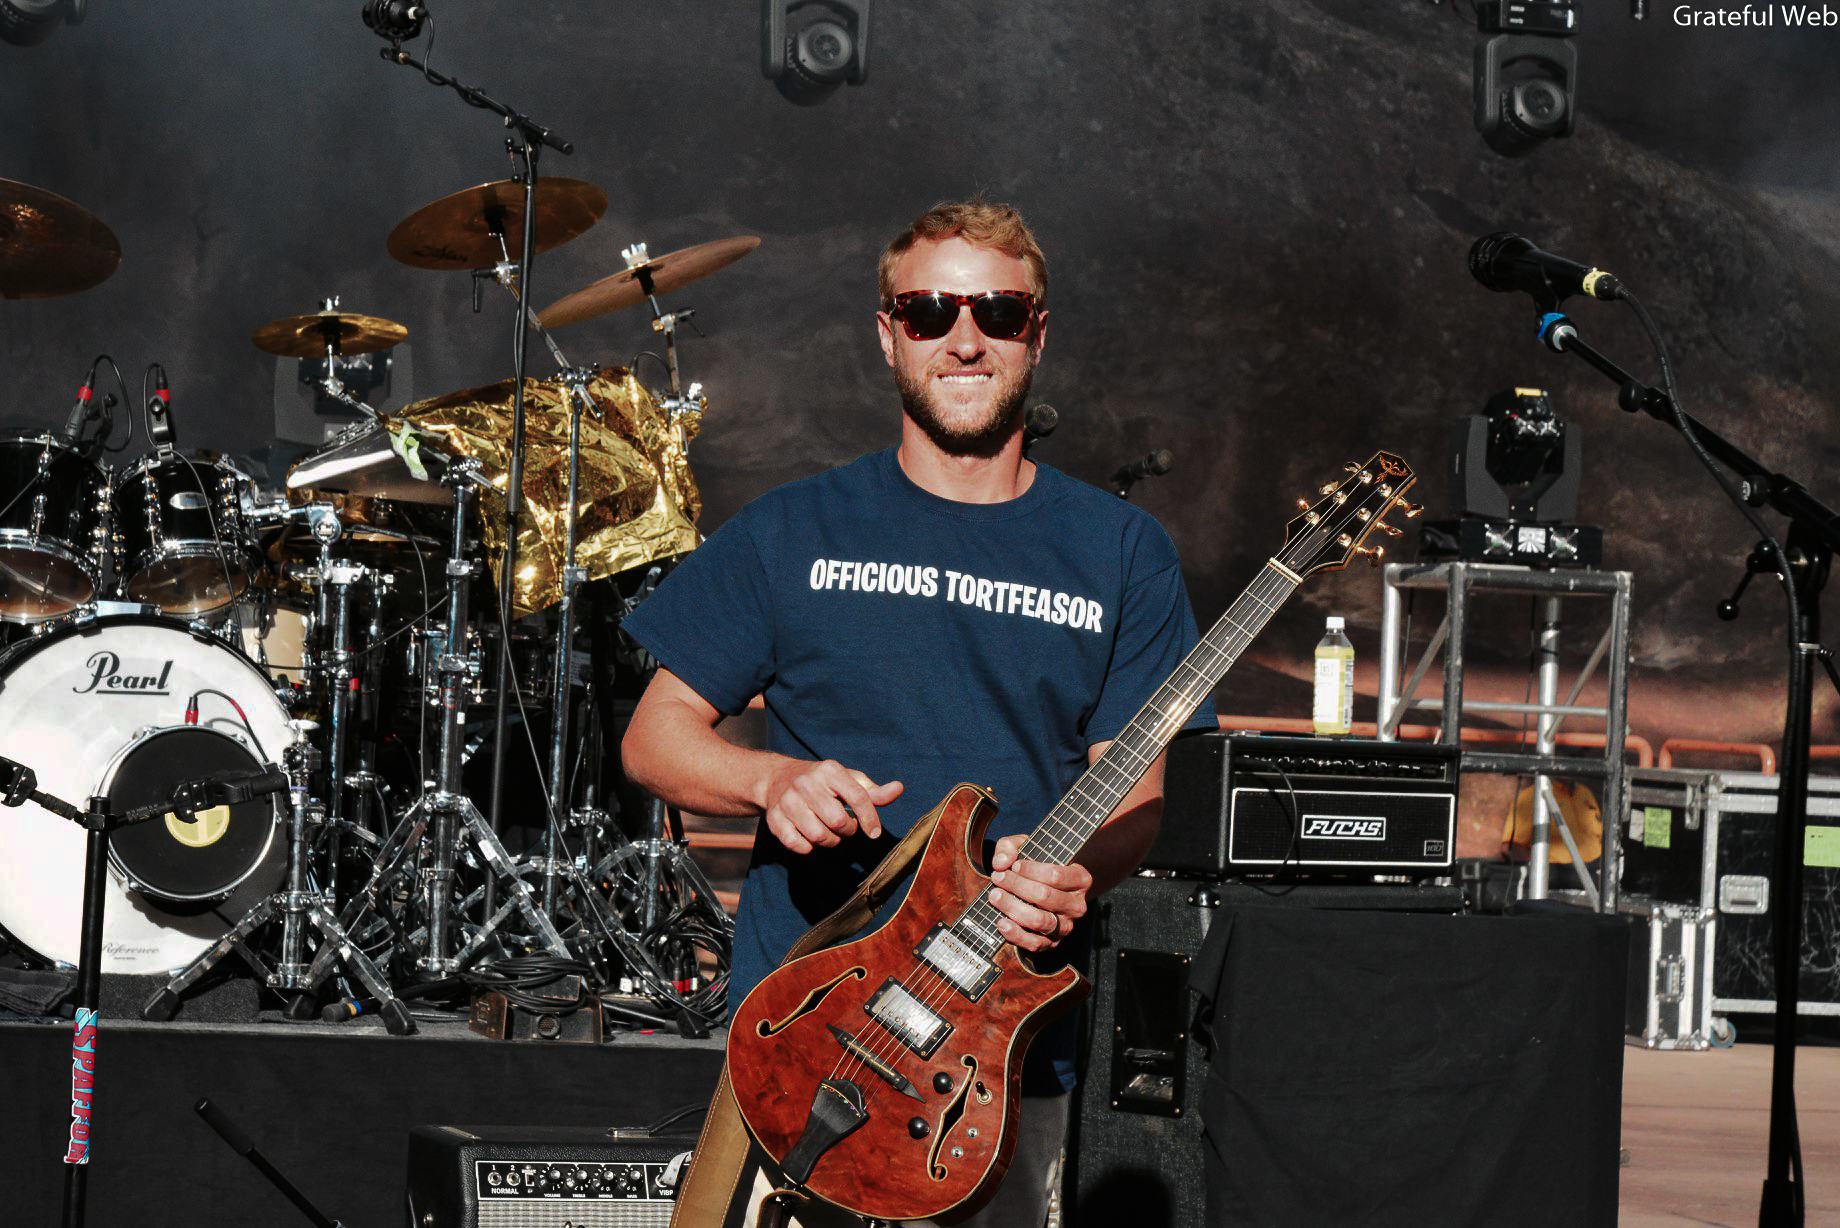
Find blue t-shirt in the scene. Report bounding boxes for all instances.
[623,447,1215,1091]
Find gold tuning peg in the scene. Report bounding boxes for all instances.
[1319,482,1339,495]
[1359,545,1385,568]
[1296,497,1311,510]
[1401,501,1425,519]
[1343,461,1362,473]
[1377,521,1403,538]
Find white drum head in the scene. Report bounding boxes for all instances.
[0,617,293,973]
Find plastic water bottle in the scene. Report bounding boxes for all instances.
[1312,616,1355,736]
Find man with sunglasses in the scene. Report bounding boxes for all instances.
[622,199,1212,1225]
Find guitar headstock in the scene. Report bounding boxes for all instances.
[1281,451,1420,577]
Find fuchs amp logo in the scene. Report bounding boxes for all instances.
[1302,814,1386,841]
[73,651,174,695]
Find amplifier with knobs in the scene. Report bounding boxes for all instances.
[405,1123,694,1228]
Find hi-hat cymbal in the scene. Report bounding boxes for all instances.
[537,235,761,328]
[251,310,409,358]
[387,178,609,271]
[0,179,122,299]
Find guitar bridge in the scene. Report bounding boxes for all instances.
[915,923,999,1001]
[865,978,951,1059]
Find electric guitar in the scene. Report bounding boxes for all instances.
[726,451,1420,1223]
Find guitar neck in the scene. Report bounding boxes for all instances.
[1018,559,1301,868]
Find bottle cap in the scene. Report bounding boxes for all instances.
[1325,616,1345,631]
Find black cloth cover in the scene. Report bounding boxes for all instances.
[1188,903,1628,1227]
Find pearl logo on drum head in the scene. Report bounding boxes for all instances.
[74,651,174,695]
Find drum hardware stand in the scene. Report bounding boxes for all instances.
[314,462,569,980]
[0,752,292,1228]
[138,721,415,1036]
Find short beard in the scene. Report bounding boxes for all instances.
[895,364,1034,458]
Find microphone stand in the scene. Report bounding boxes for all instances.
[0,756,289,1228]
[375,41,573,931]
[1539,310,1839,1226]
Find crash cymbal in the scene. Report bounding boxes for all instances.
[387,178,608,271]
[537,235,761,328]
[251,310,409,359]
[0,179,122,299]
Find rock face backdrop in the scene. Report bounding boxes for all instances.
[6,3,1840,849]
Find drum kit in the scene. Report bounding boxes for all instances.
[0,174,746,1034]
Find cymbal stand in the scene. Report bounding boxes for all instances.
[323,461,569,978]
[626,244,709,447]
[139,721,415,1035]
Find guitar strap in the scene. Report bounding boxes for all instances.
[669,792,965,1228]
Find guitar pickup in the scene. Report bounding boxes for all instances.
[864,979,951,1059]
[915,923,999,1001]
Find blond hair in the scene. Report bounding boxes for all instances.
[877,199,1048,310]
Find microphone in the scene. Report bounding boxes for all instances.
[60,357,100,445]
[146,363,175,449]
[362,0,426,41]
[1469,232,1622,309]
[1023,402,1058,451]
[168,767,289,821]
[1111,449,1173,489]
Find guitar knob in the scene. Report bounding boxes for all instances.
[909,1117,930,1139]
[933,1072,953,1094]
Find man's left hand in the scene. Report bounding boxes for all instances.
[986,834,1091,953]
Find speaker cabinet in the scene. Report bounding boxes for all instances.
[1066,876,1216,1228]
[1067,877,1467,1227]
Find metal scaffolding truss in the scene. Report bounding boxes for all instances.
[1376,561,1634,912]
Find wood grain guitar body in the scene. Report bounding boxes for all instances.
[727,783,1088,1224]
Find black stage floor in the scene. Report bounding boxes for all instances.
[3,1012,726,1227]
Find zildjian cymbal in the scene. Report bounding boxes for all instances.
[251,309,409,358]
[0,179,122,299]
[386,178,609,271]
[537,235,761,328]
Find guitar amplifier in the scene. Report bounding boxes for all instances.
[404,1123,694,1228]
[1146,733,1459,878]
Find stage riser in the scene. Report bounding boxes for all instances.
[1,1020,724,1228]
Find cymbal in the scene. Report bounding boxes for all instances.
[251,310,408,359]
[537,235,761,328]
[387,178,608,271]
[0,179,122,299]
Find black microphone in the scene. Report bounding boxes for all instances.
[60,357,100,445]
[146,363,176,449]
[1111,449,1174,489]
[1023,402,1058,445]
[1469,232,1622,309]
[362,0,426,41]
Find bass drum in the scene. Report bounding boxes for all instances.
[0,616,293,974]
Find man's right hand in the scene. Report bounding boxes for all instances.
[762,760,904,854]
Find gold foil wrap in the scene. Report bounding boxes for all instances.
[394,367,700,616]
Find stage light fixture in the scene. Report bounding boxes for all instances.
[762,0,871,106]
[0,0,83,47]
[1473,2,1578,157]
[1420,386,1603,567]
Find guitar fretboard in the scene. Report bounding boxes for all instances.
[950,560,1302,952]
